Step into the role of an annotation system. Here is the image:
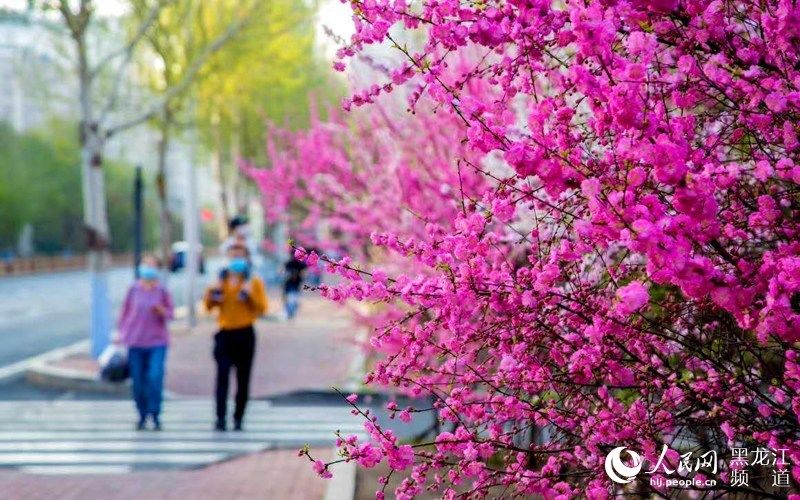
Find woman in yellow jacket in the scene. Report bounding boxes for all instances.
[204,244,267,431]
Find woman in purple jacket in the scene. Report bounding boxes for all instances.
[118,254,174,430]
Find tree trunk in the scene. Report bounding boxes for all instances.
[156,114,173,267]
[77,35,112,358]
[213,122,230,237]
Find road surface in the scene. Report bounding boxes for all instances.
[0,265,216,371]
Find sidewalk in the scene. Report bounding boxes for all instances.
[0,447,333,500]
[6,292,364,500]
[32,291,361,398]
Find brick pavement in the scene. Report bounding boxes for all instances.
[49,291,361,398]
[166,291,358,397]
[0,448,332,500]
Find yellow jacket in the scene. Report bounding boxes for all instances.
[204,275,267,329]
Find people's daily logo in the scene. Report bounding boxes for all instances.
[605,447,642,484]
[603,445,790,490]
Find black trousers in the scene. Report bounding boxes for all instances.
[213,326,256,423]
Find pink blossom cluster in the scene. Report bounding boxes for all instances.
[250,0,800,497]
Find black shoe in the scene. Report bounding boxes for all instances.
[136,419,146,431]
[233,420,243,431]
[152,416,162,431]
[215,420,227,431]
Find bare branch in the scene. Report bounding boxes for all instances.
[105,11,250,138]
[90,0,173,80]
[56,0,77,35]
[97,1,177,123]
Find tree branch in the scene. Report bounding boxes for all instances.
[90,0,172,80]
[97,1,176,123]
[105,11,250,138]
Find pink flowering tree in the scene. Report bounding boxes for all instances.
[243,101,488,257]
[248,0,800,497]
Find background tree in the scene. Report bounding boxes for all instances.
[47,0,251,356]
[0,120,159,255]
[131,0,262,263]
[194,0,340,237]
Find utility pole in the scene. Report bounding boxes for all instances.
[133,165,144,278]
[184,102,200,328]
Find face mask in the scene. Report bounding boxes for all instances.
[138,265,159,281]
[228,258,249,275]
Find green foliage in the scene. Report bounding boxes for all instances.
[130,0,343,154]
[192,0,345,159]
[0,121,159,254]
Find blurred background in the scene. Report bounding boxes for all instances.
[0,0,345,275]
[0,1,430,498]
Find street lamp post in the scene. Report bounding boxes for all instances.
[184,116,200,328]
[133,165,143,278]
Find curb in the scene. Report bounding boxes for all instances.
[0,339,90,383]
[25,362,130,395]
[326,302,370,500]
[324,453,357,500]
[14,305,193,394]
[344,329,367,394]
[344,301,370,394]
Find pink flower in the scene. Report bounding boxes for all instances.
[615,281,649,315]
[387,444,414,470]
[721,422,735,441]
[356,443,383,468]
[247,1,800,495]
[765,92,787,113]
[313,460,332,479]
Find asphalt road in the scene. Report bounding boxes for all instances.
[0,265,212,370]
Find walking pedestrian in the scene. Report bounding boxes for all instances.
[117,254,174,431]
[283,254,307,320]
[204,244,267,431]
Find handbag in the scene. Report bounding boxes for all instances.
[99,344,129,383]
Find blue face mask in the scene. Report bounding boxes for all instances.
[228,258,249,275]
[138,264,159,281]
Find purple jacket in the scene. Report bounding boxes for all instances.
[118,282,174,347]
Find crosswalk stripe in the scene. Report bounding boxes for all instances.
[0,431,365,441]
[0,418,362,432]
[0,452,228,464]
[0,441,271,452]
[0,414,358,423]
[0,400,363,473]
[20,465,133,474]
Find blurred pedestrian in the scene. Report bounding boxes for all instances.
[117,254,174,431]
[219,215,258,257]
[204,244,267,431]
[283,254,307,320]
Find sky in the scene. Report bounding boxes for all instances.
[316,0,355,59]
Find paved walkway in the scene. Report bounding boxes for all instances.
[50,292,361,398]
[167,292,358,397]
[0,447,333,500]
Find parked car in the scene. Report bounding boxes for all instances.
[169,241,205,273]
